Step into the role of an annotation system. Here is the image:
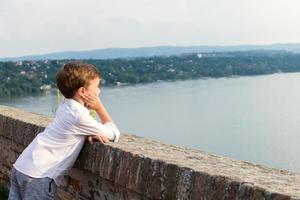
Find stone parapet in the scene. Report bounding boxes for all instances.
[0,105,299,199]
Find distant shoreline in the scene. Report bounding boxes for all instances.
[1,70,299,102]
[1,51,300,98]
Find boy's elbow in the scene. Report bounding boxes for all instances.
[112,129,120,142]
[104,122,120,142]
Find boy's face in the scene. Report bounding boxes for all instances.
[84,77,101,97]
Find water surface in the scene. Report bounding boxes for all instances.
[2,73,300,173]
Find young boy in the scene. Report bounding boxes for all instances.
[8,62,120,200]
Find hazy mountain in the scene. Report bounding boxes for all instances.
[1,43,300,61]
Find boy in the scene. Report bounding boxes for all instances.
[8,62,120,200]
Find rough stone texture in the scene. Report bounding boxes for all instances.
[1,104,300,200]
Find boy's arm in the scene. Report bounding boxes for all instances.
[94,101,113,124]
[81,93,120,142]
[76,113,120,142]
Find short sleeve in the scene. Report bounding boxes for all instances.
[75,111,120,142]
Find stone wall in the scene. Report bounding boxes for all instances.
[0,105,300,200]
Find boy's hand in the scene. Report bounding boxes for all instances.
[82,91,113,125]
[87,135,110,144]
[82,93,102,111]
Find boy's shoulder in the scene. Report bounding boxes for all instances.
[56,98,89,120]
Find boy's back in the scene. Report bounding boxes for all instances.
[8,63,120,200]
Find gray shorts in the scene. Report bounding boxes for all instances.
[8,167,57,200]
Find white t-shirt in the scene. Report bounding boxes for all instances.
[13,98,120,186]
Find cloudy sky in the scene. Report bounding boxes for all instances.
[1,0,300,57]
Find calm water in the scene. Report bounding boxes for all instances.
[1,72,300,173]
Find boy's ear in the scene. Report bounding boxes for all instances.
[77,87,86,97]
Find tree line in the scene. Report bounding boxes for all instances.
[1,51,300,97]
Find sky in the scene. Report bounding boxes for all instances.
[1,0,300,57]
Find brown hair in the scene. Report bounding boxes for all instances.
[56,62,101,98]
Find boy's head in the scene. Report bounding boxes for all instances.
[56,62,101,99]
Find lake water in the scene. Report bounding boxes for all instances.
[1,72,300,173]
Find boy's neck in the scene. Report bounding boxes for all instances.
[72,94,85,106]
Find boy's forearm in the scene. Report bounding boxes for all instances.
[95,102,113,124]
